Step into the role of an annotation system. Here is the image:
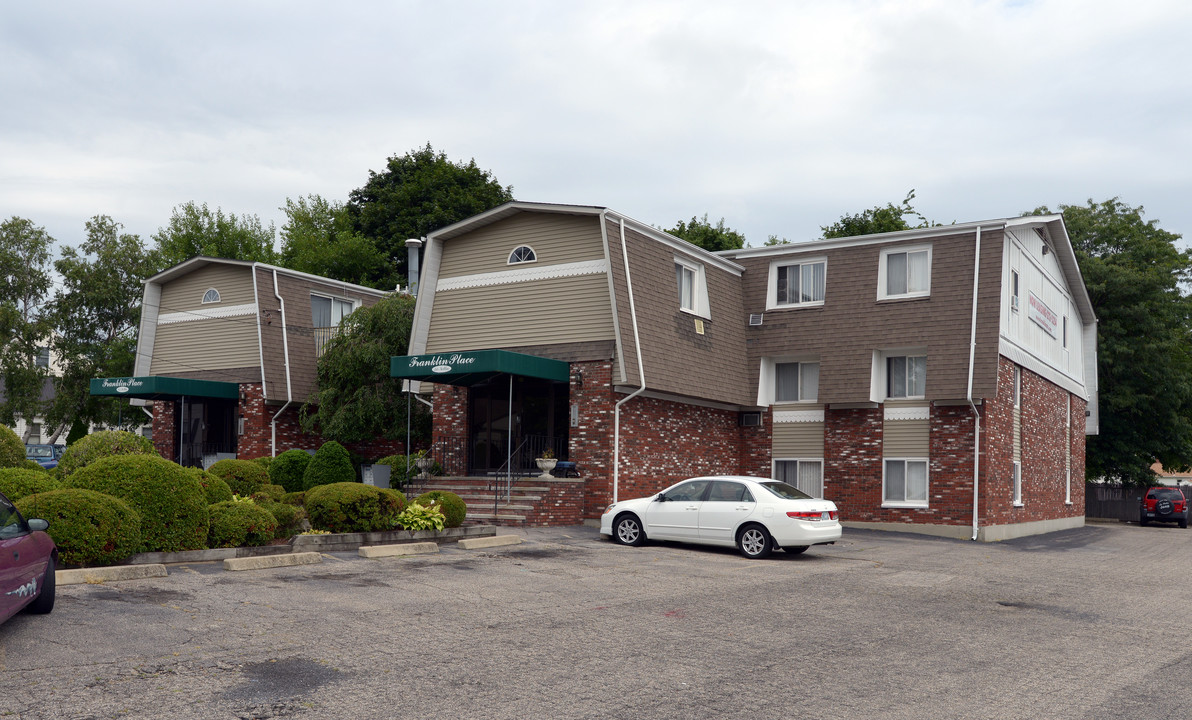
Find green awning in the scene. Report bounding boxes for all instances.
[390,349,569,386]
[89,376,240,400]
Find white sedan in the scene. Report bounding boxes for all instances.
[599,475,841,559]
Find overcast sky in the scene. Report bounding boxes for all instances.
[3,0,1190,255]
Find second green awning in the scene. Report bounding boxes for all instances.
[390,350,569,386]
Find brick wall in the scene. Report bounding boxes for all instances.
[151,399,177,461]
[824,406,883,520]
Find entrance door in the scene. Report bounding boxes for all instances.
[174,397,238,468]
[468,375,569,473]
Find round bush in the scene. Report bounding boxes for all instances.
[305,483,405,533]
[251,484,285,503]
[66,455,209,553]
[250,456,273,473]
[56,430,157,477]
[207,459,269,497]
[281,491,306,506]
[259,500,306,539]
[188,468,234,504]
[0,468,61,501]
[303,441,356,491]
[16,489,142,567]
[0,424,26,468]
[24,459,48,472]
[207,501,277,548]
[269,449,312,493]
[414,490,467,528]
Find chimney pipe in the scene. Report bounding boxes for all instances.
[405,238,423,296]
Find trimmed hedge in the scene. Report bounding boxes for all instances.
[281,491,306,506]
[269,449,312,493]
[259,500,305,539]
[207,458,269,497]
[188,468,234,505]
[0,425,26,468]
[56,430,157,477]
[414,490,467,528]
[16,489,142,567]
[250,456,273,473]
[305,483,405,533]
[66,455,209,553]
[251,484,285,503]
[0,468,61,501]
[303,441,356,491]
[207,501,278,548]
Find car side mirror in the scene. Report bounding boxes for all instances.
[655,493,667,502]
[27,518,49,532]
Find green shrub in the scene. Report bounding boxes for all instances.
[56,430,157,477]
[304,482,405,533]
[207,459,269,496]
[185,468,234,504]
[66,455,209,553]
[250,456,273,473]
[24,459,48,472]
[0,468,61,501]
[281,491,306,506]
[207,500,278,548]
[377,450,443,488]
[251,484,285,503]
[0,425,27,468]
[269,449,313,493]
[414,490,467,528]
[16,489,142,567]
[303,441,356,491]
[395,501,446,532]
[259,500,306,539]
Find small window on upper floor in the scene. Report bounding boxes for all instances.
[33,346,50,368]
[202,288,221,304]
[1011,270,1020,311]
[886,355,926,399]
[508,245,537,265]
[767,257,826,310]
[775,361,819,403]
[311,294,356,328]
[674,256,710,318]
[878,245,931,300]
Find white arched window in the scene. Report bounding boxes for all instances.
[202,288,221,304]
[508,245,537,265]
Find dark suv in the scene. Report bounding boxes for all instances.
[1139,487,1189,528]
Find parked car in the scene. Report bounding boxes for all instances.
[0,490,57,625]
[1139,487,1189,528]
[600,475,841,559]
[24,444,64,469]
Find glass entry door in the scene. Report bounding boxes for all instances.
[175,397,238,468]
[468,376,569,473]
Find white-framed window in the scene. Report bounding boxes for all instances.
[878,245,931,300]
[883,458,928,507]
[27,423,41,444]
[33,346,50,368]
[1011,270,1020,311]
[887,355,926,398]
[1012,461,1023,506]
[508,245,537,265]
[775,361,819,403]
[774,459,824,498]
[1062,316,1068,348]
[767,257,826,310]
[1013,365,1022,408]
[673,256,710,318]
[202,288,221,304]
[311,294,356,328]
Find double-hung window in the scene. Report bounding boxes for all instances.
[775,361,819,403]
[311,294,357,358]
[673,256,710,318]
[884,459,928,506]
[887,355,926,398]
[676,262,696,311]
[774,459,824,498]
[768,258,826,310]
[878,245,931,300]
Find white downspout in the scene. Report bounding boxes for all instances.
[613,216,647,504]
[968,227,983,541]
[270,269,293,457]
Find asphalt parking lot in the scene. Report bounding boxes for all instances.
[1,521,1189,720]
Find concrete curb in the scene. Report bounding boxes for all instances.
[223,552,323,572]
[458,535,524,550]
[58,564,169,586]
[358,542,439,558]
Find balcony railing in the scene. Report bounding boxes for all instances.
[313,326,340,358]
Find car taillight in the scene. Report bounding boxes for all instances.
[787,510,838,521]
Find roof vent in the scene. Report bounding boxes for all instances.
[749,313,764,326]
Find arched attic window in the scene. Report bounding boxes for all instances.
[202,288,221,304]
[508,245,537,265]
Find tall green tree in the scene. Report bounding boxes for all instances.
[152,201,277,269]
[822,189,931,238]
[0,217,55,438]
[279,195,392,289]
[665,214,746,252]
[346,143,513,285]
[46,216,158,439]
[300,293,429,444]
[1030,198,1192,484]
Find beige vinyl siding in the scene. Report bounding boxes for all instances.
[438,214,605,279]
[150,317,259,375]
[884,419,930,456]
[426,274,615,352]
[773,423,825,457]
[159,264,255,314]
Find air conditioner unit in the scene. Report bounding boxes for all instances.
[749,313,764,326]
[739,411,762,427]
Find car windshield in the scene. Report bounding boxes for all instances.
[758,481,813,500]
[26,446,52,459]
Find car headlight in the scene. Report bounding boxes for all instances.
[602,503,617,515]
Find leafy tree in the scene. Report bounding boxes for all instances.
[346,143,513,285]
[1029,198,1192,485]
[152,201,277,269]
[764,234,791,246]
[665,214,746,252]
[0,217,55,438]
[300,293,430,444]
[46,216,158,439]
[279,195,392,289]
[822,189,931,238]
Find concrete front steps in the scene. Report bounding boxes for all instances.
[405,475,559,526]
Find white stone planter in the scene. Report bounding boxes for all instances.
[415,457,434,479]
[535,457,558,478]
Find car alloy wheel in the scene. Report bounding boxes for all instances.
[614,515,645,547]
[737,525,773,559]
